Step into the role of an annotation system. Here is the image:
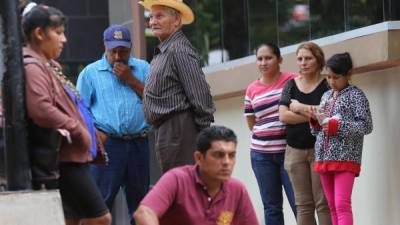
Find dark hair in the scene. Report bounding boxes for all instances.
[196,126,237,154]
[326,52,353,75]
[296,42,325,71]
[21,4,66,42]
[256,43,281,59]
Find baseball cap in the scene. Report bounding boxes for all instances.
[103,24,131,49]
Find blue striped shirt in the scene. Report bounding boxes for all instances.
[77,54,150,135]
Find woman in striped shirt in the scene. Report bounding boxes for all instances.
[244,43,297,225]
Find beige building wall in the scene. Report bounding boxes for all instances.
[207,22,400,224]
[212,68,400,225]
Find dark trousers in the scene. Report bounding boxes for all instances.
[90,137,149,224]
[154,111,198,173]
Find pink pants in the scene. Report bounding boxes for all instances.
[319,172,355,225]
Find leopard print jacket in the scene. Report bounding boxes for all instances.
[311,85,373,166]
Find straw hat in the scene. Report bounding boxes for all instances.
[139,0,194,25]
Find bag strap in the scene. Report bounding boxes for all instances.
[23,56,42,67]
[23,56,58,103]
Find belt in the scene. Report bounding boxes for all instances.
[107,129,149,141]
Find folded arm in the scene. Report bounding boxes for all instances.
[279,105,309,124]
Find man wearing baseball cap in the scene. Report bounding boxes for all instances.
[139,0,215,173]
[77,24,151,225]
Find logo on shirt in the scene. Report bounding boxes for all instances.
[114,31,123,40]
[217,211,233,225]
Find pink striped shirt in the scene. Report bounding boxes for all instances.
[244,72,297,153]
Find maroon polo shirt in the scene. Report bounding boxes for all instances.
[141,165,259,225]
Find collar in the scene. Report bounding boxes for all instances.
[155,29,185,54]
[192,165,226,194]
[330,84,353,97]
[339,84,352,94]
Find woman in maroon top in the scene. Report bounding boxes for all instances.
[21,4,111,225]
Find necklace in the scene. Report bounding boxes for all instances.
[47,62,81,100]
[322,91,339,153]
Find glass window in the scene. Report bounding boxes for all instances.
[278,0,310,46]
[188,0,251,63]
[385,0,400,20]
[248,0,278,52]
[310,0,345,39]
[346,0,384,30]
[220,0,250,61]
[143,0,400,65]
[186,0,223,66]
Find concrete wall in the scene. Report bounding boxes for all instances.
[351,67,400,225]
[0,191,65,225]
[206,22,400,224]
[212,66,400,225]
[213,96,296,225]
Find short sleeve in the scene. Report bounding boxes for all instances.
[140,170,178,217]
[76,66,94,108]
[279,79,294,106]
[244,86,254,116]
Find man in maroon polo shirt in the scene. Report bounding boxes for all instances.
[133,126,259,225]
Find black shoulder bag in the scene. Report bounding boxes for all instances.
[24,57,61,190]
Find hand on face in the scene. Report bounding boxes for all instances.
[106,46,131,77]
[113,62,133,82]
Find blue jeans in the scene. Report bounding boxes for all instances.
[251,151,297,225]
[91,137,149,224]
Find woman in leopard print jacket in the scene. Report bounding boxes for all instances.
[310,53,373,225]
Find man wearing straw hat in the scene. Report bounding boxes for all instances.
[139,0,215,173]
